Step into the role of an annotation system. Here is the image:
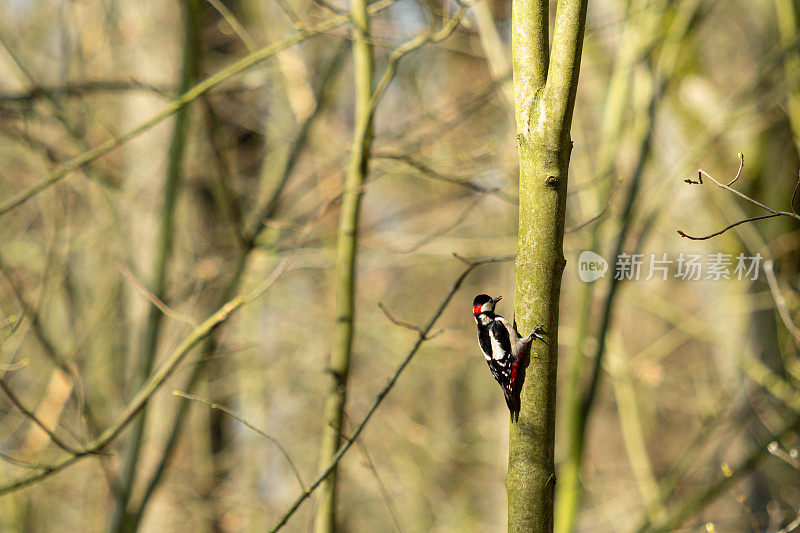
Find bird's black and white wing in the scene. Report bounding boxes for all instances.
[493,316,524,355]
[482,320,512,384]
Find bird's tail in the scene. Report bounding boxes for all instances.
[504,386,521,423]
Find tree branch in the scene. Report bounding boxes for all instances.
[511,0,549,132]
[172,391,305,491]
[543,0,590,138]
[0,377,83,455]
[678,153,800,240]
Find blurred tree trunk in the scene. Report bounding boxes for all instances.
[111,1,202,531]
[313,0,374,530]
[508,0,587,531]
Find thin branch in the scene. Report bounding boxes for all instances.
[367,6,465,122]
[273,0,305,29]
[677,213,782,240]
[0,377,83,455]
[245,42,348,242]
[0,451,52,471]
[377,303,426,337]
[0,0,398,218]
[205,0,257,52]
[355,438,404,532]
[565,176,622,233]
[0,80,172,102]
[116,263,198,328]
[386,195,483,254]
[542,0,590,136]
[697,166,797,217]
[0,255,75,375]
[679,153,800,240]
[779,510,800,533]
[372,152,517,203]
[173,391,305,490]
[735,492,761,533]
[269,255,513,532]
[726,152,745,186]
[738,351,800,412]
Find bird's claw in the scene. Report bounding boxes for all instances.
[528,325,548,344]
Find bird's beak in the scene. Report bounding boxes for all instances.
[492,295,502,304]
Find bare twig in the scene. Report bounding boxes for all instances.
[373,152,517,203]
[734,492,760,533]
[269,255,513,532]
[0,80,172,103]
[0,451,53,471]
[679,153,800,240]
[116,263,198,328]
[378,303,426,337]
[356,439,404,532]
[273,0,305,29]
[173,391,305,490]
[0,377,83,455]
[387,196,482,254]
[566,176,623,233]
[366,5,465,120]
[726,152,745,186]
[205,0,256,52]
[0,256,76,376]
[677,213,782,241]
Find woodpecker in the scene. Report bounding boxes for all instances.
[472,294,547,422]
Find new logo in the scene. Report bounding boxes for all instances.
[578,250,608,282]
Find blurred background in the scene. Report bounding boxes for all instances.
[0,0,799,531]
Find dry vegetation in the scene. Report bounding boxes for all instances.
[0,0,798,531]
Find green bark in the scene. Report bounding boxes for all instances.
[313,0,374,530]
[509,0,588,531]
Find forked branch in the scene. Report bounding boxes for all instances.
[678,153,800,240]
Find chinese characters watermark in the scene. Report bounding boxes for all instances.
[578,251,762,282]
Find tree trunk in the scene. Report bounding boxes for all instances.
[508,0,588,531]
[313,0,374,530]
